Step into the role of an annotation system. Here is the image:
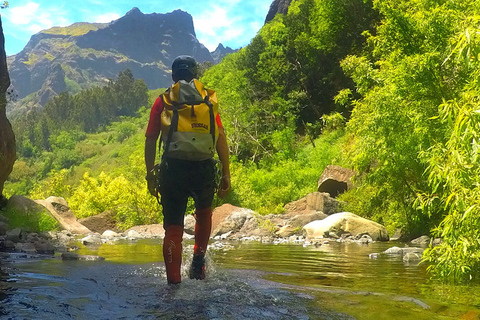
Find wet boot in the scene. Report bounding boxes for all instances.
[163,224,184,284]
[189,207,212,280]
[189,253,206,280]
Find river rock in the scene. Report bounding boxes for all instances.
[2,239,15,251]
[184,214,196,235]
[80,234,103,246]
[303,212,389,241]
[276,211,327,238]
[62,252,105,261]
[16,242,36,254]
[35,196,91,234]
[78,210,119,234]
[284,192,341,216]
[124,224,164,238]
[317,165,355,198]
[212,205,255,237]
[0,220,7,235]
[43,229,75,247]
[5,227,25,243]
[410,235,430,247]
[403,251,423,263]
[382,246,424,262]
[284,197,308,212]
[305,192,342,215]
[0,214,7,223]
[34,240,56,254]
[238,217,271,238]
[211,203,241,232]
[389,228,407,241]
[101,230,121,240]
[384,246,404,255]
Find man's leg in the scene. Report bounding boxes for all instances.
[163,224,184,284]
[193,206,212,255]
[190,206,212,280]
[159,160,189,285]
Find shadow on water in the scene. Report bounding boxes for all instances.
[1,240,480,319]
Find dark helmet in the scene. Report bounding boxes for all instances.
[171,55,197,82]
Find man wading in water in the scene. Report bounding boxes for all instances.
[144,55,231,284]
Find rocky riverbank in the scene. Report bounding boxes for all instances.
[0,165,438,263]
[0,199,436,264]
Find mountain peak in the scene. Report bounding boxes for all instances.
[212,43,236,64]
[126,7,142,16]
[8,8,216,106]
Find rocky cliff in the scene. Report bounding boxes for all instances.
[7,8,222,114]
[265,0,294,24]
[0,16,16,203]
[211,44,236,64]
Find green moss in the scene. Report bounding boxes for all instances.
[23,53,40,66]
[44,52,55,61]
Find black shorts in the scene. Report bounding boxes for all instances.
[159,157,216,228]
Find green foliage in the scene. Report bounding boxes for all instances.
[108,121,138,142]
[29,169,72,200]
[201,0,377,162]
[322,112,345,132]
[419,17,480,281]
[228,129,346,214]
[68,169,160,230]
[1,206,59,232]
[339,0,480,282]
[12,69,148,161]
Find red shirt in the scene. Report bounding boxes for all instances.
[145,96,223,139]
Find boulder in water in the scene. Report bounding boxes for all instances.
[303,212,389,241]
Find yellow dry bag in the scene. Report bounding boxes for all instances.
[160,79,219,160]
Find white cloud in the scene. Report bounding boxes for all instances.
[8,2,40,25]
[94,12,121,23]
[193,5,242,51]
[6,1,71,32]
[194,6,234,36]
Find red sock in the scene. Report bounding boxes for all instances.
[193,207,212,256]
[163,224,184,284]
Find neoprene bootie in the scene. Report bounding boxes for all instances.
[193,207,212,255]
[163,224,183,284]
[189,253,206,280]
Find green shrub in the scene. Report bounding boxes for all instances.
[68,170,160,230]
[1,207,59,232]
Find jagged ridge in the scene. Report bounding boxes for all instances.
[7,7,234,115]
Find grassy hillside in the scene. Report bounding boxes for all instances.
[43,22,109,36]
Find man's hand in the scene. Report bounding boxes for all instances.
[217,174,231,199]
[146,173,157,197]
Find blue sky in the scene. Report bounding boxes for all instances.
[0,0,273,56]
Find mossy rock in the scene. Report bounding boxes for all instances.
[1,195,59,232]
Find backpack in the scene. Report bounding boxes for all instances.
[160,79,219,160]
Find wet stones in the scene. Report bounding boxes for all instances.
[61,252,105,261]
[369,246,426,264]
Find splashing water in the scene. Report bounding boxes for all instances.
[1,255,352,320]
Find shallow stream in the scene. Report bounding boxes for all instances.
[1,239,479,319]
